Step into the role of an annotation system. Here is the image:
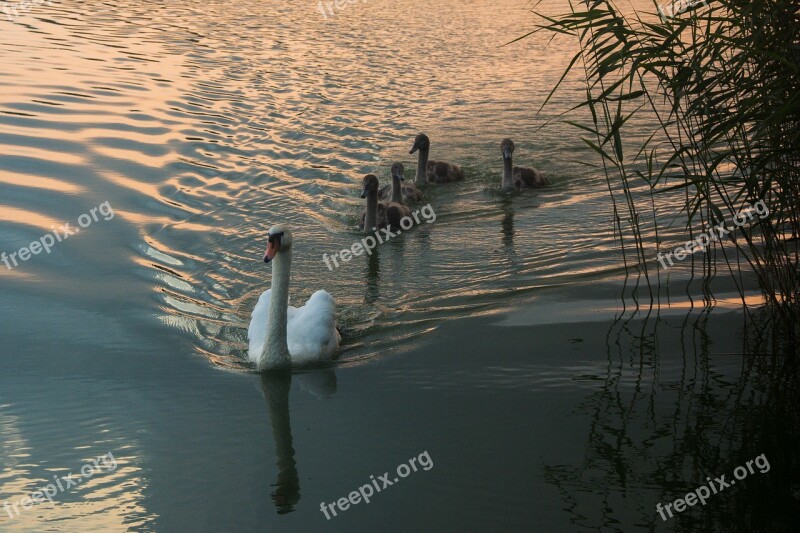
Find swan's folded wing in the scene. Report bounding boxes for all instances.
[514,166,546,187]
[247,289,272,364]
[286,290,340,365]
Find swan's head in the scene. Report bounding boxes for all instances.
[263,224,293,263]
[391,162,405,181]
[409,133,430,154]
[359,174,380,198]
[501,139,515,160]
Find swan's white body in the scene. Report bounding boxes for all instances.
[247,225,340,370]
[248,290,340,368]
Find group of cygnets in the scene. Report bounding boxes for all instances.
[359,133,548,232]
[247,132,549,371]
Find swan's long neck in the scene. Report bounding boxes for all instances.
[502,156,514,190]
[391,175,402,203]
[415,148,429,185]
[365,190,379,233]
[262,250,292,369]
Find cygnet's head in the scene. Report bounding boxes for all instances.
[263,224,293,263]
[501,138,515,160]
[391,162,405,181]
[359,174,380,198]
[409,133,431,154]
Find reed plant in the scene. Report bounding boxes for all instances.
[522,0,800,338]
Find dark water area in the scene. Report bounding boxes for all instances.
[1,0,798,531]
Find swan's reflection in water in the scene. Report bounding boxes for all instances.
[260,371,298,514]
[501,205,515,249]
[364,247,381,305]
[260,369,337,514]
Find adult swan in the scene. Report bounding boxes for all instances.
[248,225,340,370]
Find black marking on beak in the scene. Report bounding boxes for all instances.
[264,232,284,263]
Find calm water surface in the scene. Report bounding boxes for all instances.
[1,0,798,531]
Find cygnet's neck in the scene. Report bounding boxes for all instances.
[502,156,514,190]
[415,148,429,185]
[391,174,403,203]
[365,190,379,233]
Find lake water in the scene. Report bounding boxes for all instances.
[1,0,798,531]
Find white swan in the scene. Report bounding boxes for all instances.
[248,225,340,370]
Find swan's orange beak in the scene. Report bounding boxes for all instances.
[264,238,280,263]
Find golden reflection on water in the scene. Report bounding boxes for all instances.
[0,206,63,231]
[0,173,85,194]
[0,403,150,531]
